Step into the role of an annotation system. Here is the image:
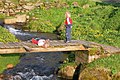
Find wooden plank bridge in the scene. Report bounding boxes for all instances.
[0,40,88,54]
[0,40,120,54]
[0,40,120,63]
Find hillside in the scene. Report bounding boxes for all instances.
[0,0,120,47]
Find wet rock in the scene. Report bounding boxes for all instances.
[4,14,28,24]
[0,74,13,80]
[0,8,4,12]
[15,14,27,23]
[0,1,4,7]
[7,64,14,69]
[4,18,16,24]
[79,68,112,80]
[58,65,76,79]
[23,5,35,10]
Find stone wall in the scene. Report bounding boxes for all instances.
[0,0,41,16]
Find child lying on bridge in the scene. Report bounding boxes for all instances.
[31,38,50,48]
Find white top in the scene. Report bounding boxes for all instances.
[38,39,45,46]
[67,18,70,24]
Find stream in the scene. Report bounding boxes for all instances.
[1,24,68,80]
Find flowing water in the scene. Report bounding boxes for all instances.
[3,24,58,41]
[3,52,67,80]
[1,24,68,80]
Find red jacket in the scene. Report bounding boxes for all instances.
[65,17,72,25]
[31,38,38,44]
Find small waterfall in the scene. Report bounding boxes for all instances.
[4,25,29,36]
[3,24,58,41]
[3,24,35,41]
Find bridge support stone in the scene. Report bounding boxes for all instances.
[74,47,105,64]
[75,50,89,65]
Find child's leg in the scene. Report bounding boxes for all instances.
[66,25,71,42]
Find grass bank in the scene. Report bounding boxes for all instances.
[0,54,20,73]
[87,54,120,75]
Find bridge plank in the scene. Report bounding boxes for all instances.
[2,43,10,48]
[27,45,86,53]
[0,44,86,54]
[0,48,26,54]
[50,40,82,47]
[7,42,16,48]
[6,43,14,48]
[12,42,22,48]
[20,42,38,48]
[17,42,28,47]
[14,42,25,47]
[0,42,6,48]
[26,42,38,48]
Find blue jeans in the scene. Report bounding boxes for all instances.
[66,24,72,41]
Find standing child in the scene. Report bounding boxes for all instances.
[65,11,73,43]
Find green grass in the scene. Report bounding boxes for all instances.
[87,54,120,74]
[0,54,20,73]
[0,26,19,73]
[24,0,120,48]
[0,14,6,19]
[0,26,18,43]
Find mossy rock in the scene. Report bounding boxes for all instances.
[79,68,112,80]
[112,72,120,80]
[58,65,77,79]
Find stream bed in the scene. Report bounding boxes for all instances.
[2,24,69,80]
[3,52,67,80]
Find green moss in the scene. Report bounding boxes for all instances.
[0,14,6,19]
[89,47,99,55]
[79,68,111,80]
[59,62,76,69]
[0,26,18,43]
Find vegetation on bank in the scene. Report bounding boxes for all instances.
[23,0,120,48]
[87,54,120,75]
[0,26,18,43]
[0,0,120,47]
[0,26,19,73]
[0,54,20,73]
